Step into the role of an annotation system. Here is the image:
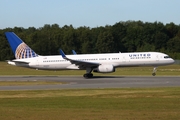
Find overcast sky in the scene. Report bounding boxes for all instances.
[0,0,179,29]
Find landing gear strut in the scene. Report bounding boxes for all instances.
[83,68,93,78]
[152,67,157,76]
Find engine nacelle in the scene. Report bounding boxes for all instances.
[93,64,115,73]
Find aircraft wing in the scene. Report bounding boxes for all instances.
[60,49,100,68]
[67,59,99,68]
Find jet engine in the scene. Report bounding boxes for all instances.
[93,64,115,73]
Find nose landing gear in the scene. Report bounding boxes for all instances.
[152,67,157,76]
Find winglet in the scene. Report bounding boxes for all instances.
[59,49,67,59]
[72,50,77,55]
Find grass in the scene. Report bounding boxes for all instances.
[0,62,180,119]
[0,88,180,120]
[0,62,180,76]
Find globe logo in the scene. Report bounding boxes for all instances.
[15,43,38,59]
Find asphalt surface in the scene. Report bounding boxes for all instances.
[0,76,180,90]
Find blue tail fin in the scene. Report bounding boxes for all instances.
[5,32,38,59]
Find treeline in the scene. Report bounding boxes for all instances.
[0,20,180,61]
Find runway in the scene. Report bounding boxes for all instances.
[0,76,180,90]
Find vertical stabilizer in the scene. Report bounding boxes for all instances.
[5,32,38,59]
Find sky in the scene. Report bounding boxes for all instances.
[0,0,180,29]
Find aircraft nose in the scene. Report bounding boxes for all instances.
[171,59,175,64]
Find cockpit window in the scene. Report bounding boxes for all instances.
[164,56,170,59]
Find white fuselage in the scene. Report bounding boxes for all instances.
[9,52,175,70]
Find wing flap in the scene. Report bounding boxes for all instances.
[70,59,100,68]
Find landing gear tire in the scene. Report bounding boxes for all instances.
[83,73,93,78]
[152,73,156,76]
[152,67,157,76]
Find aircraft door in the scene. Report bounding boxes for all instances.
[36,58,39,68]
[122,56,126,62]
[156,55,159,61]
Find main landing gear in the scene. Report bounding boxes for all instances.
[152,67,157,76]
[83,68,93,78]
[83,73,93,78]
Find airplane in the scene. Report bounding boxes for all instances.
[5,32,175,78]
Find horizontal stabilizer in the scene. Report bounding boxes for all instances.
[6,60,29,67]
[7,60,30,64]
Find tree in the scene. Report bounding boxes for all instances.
[62,28,79,54]
[167,37,180,52]
[96,31,115,53]
[1,21,180,60]
[154,32,169,50]
[76,27,93,53]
